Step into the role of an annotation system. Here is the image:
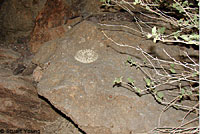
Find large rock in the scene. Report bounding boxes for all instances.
[0,0,47,43]
[29,0,81,53]
[35,21,197,134]
[29,0,103,53]
[0,48,21,69]
[0,48,83,134]
[0,68,51,130]
[29,0,102,53]
[0,0,103,52]
[0,69,83,134]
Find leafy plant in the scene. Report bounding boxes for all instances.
[110,51,199,133]
[100,0,199,133]
[113,76,123,86]
[100,0,199,45]
[169,63,176,74]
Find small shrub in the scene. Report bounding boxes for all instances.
[101,0,199,133]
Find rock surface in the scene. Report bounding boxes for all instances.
[0,48,21,69]
[29,0,102,53]
[0,0,47,44]
[29,0,80,53]
[0,47,83,134]
[0,0,112,52]
[34,21,198,134]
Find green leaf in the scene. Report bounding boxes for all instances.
[177,6,184,13]
[156,92,164,99]
[189,34,199,40]
[172,31,180,40]
[143,59,147,64]
[192,72,199,77]
[170,68,176,74]
[182,1,188,7]
[147,33,152,39]
[152,26,157,35]
[153,34,159,43]
[181,88,185,95]
[178,19,184,23]
[145,78,151,87]
[187,40,197,44]
[127,57,137,66]
[155,95,162,103]
[133,0,140,5]
[100,0,111,3]
[113,77,123,85]
[135,0,140,3]
[151,82,155,86]
[189,2,194,6]
[183,20,189,25]
[127,78,135,85]
[188,41,196,44]
[158,27,166,34]
[194,15,197,21]
[172,3,177,8]
[145,6,150,10]
[179,95,183,99]
[169,64,176,73]
[180,35,190,41]
[170,63,175,68]
[135,87,141,94]
[127,56,132,62]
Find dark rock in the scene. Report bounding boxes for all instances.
[0,48,83,134]
[34,21,198,134]
[0,48,21,69]
[0,68,52,130]
[29,0,80,53]
[28,0,103,53]
[0,0,47,43]
[13,64,26,75]
[22,63,37,76]
[0,0,102,53]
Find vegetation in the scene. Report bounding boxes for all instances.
[100,0,199,45]
[100,0,199,133]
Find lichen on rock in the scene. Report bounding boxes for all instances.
[74,49,98,63]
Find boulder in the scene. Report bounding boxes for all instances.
[0,48,21,69]
[35,21,196,134]
[29,0,80,53]
[0,0,103,52]
[0,0,47,43]
[0,48,82,134]
[29,0,103,53]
